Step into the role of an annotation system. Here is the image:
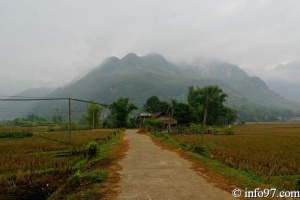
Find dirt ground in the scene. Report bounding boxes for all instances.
[115,129,238,200]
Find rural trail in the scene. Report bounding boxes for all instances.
[116,129,236,200]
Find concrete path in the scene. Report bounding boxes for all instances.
[116,130,236,200]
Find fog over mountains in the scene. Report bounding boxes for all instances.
[1,53,299,121]
[259,61,300,103]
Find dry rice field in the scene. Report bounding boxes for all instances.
[0,127,115,199]
[171,123,300,190]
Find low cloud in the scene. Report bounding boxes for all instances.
[1,0,300,94]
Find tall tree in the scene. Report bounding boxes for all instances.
[171,99,197,125]
[109,97,138,127]
[188,85,235,125]
[83,103,102,129]
[143,96,169,113]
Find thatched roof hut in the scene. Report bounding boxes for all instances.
[156,116,177,125]
[154,112,177,125]
[136,111,177,125]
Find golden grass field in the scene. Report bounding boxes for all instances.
[171,123,300,190]
[0,127,115,199]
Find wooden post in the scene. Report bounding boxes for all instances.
[201,96,209,144]
[56,108,59,125]
[93,109,95,130]
[68,97,71,145]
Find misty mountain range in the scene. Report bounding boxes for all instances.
[260,61,300,103]
[1,53,299,122]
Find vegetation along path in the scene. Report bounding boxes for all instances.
[116,129,236,200]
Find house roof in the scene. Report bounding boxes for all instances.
[137,112,177,125]
[156,116,177,125]
[136,113,153,121]
[153,111,167,118]
[139,113,152,117]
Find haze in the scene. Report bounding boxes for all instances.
[1,0,300,95]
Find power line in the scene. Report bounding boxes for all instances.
[0,97,68,101]
[0,97,108,107]
[71,98,109,107]
[0,95,57,98]
[0,96,110,145]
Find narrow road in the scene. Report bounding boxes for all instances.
[116,130,236,200]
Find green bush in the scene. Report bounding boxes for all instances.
[189,143,207,156]
[190,123,201,134]
[143,118,163,133]
[69,170,107,186]
[224,125,234,135]
[207,126,220,134]
[70,170,81,186]
[86,141,100,158]
[84,171,107,182]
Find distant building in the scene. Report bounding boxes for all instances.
[136,113,152,122]
[136,113,152,127]
[152,112,177,125]
[136,112,177,129]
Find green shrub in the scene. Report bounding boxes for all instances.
[189,143,207,156]
[86,141,100,158]
[224,125,234,135]
[69,170,107,187]
[143,118,163,133]
[84,171,107,182]
[207,126,220,134]
[70,170,81,186]
[190,123,201,134]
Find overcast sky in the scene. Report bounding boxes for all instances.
[1,0,300,95]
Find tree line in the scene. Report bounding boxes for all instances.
[85,85,236,128]
[143,85,236,126]
[5,85,236,128]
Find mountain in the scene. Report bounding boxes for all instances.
[0,87,56,120]
[15,87,56,97]
[32,53,190,120]
[181,59,300,121]
[26,53,299,122]
[272,61,300,75]
[262,61,300,103]
[242,68,256,77]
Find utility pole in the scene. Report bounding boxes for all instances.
[201,96,209,144]
[56,108,59,125]
[93,109,95,130]
[68,97,71,145]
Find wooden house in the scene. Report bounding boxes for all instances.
[153,112,177,125]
